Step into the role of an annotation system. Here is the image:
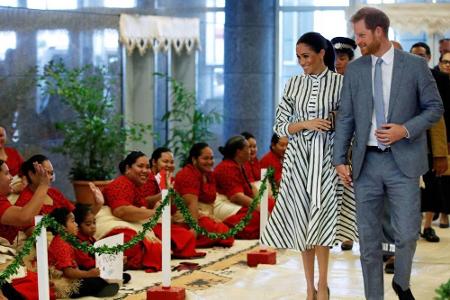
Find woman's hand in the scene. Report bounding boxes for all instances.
[302,118,332,132]
[89,182,104,206]
[33,162,51,187]
[87,267,101,277]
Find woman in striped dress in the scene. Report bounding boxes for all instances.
[261,32,357,300]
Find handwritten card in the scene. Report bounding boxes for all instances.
[94,233,124,280]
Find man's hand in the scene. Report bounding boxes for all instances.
[335,164,353,187]
[433,157,448,176]
[375,123,407,145]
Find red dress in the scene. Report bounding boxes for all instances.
[175,164,234,247]
[5,147,23,176]
[0,187,75,243]
[74,232,96,270]
[243,159,261,182]
[214,159,275,239]
[260,151,283,185]
[48,234,78,271]
[138,175,204,258]
[103,175,162,271]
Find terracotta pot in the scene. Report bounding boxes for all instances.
[72,180,111,205]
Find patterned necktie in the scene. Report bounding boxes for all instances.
[374,57,386,150]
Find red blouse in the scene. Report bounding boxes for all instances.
[5,147,23,176]
[214,159,253,199]
[243,159,261,182]
[139,174,161,198]
[0,196,11,220]
[48,234,77,270]
[103,175,147,211]
[14,186,75,232]
[74,232,96,270]
[0,196,15,243]
[174,164,216,204]
[260,151,283,184]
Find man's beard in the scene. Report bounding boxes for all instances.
[360,38,381,56]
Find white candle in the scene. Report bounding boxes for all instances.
[35,215,50,300]
[161,189,171,288]
[260,169,268,250]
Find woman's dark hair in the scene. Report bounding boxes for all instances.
[297,32,335,72]
[74,203,92,225]
[336,48,355,61]
[118,151,146,174]
[270,133,280,149]
[240,131,255,140]
[0,159,4,168]
[183,142,209,167]
[49,207,71,235]
[218,135,247,160]
[21,154,48,183]
[150,147,172,168]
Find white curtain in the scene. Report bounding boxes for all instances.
[119,14,200,154]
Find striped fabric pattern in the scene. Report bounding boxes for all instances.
[261,69,358,251]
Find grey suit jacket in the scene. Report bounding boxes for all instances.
[333,49,444,179]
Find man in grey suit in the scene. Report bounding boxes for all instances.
[333,7,443,300]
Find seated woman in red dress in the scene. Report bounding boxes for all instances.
[214,136,275,239]
[141,148,206,258]
[13,155,103,238]
[259,134,289,186]
[174,143,234,247]
[241,132,261,182]
[0,159,53,299]
[0,126,26,195]
[0,126,24,178]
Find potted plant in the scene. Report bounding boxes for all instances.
[158,73,222,165]
[40,59,152,203]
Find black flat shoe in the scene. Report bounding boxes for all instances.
[341,241,353,251]
[392,280,415,300]
[421,227,440,242]
[439,223,449,228]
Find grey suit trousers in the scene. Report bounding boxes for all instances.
[354,150,421,300]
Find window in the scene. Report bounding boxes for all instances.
[27,0,77,9]
[0,0,17,7]
[36,30,70,113]
[278,9,347,94]
[93,29,119,66]
[103,0,136,8]
[280,0,349,6]
[0,31,16,60]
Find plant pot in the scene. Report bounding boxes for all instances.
[72,180,111,205]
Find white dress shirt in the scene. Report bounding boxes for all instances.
[367,44,395,147]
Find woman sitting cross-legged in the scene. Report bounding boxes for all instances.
[214,135,275,239]
[0,159,52,300]
[174,143,234,248]
[9,155,103,242]
[139,147,207,258]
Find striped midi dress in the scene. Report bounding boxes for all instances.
[261,69,358,251]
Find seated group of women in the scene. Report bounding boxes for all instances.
[0,125,288,299]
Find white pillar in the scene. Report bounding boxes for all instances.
[259,169,268,250]
[161,189,171,287]
[35,215,50,300]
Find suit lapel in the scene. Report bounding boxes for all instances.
[387,49,405,121]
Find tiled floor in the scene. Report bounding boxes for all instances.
[125,222,450,300]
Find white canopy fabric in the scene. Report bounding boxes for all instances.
[351,4,450,36]
[119,14,201,55]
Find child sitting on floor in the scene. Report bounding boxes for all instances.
[73,203,131,284]
[48,207,119,298]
